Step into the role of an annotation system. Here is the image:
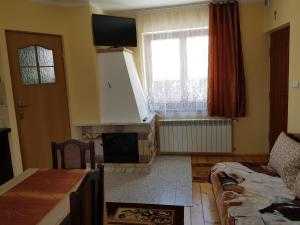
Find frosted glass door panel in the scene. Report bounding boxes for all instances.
[18,45,56,85]
[20,68,39,85]
[37,47,54,66]
[40,67,56,84]
[18,46,37,67]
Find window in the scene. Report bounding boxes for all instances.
[143,29,208,115]
[18,45,56,85]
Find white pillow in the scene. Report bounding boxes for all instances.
[268,132,300,189]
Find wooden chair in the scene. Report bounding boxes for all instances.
[51,139,96,169]
[69,167,104,225]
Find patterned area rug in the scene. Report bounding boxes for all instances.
[107,203,184,225]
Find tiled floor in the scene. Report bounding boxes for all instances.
[104,156,192,206]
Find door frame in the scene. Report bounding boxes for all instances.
[5,30,71,168]
[269,25,290,150]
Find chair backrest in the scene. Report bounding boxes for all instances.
[69,167,104,225]
[52,139,96,169]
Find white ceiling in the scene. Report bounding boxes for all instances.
[34,0,264,12]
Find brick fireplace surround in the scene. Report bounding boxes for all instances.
[79,115,157,172]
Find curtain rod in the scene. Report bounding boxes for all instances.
[211,0,238,4]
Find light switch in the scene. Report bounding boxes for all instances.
[292,80,300,89]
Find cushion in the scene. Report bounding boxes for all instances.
[294,173,300,199]
[268,132,300,189]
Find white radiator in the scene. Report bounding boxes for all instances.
[159,119,232,153]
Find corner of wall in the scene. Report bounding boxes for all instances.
[263,0,300,133]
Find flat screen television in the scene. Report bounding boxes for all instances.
[92,14,137,47]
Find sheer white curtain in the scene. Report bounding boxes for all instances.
[136,5,209,116]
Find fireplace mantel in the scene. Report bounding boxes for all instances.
[74,114,155,127]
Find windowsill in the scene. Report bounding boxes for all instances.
[156,112,207,119]
[157,114,232,120]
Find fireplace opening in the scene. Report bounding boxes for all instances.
[102,133,139,163]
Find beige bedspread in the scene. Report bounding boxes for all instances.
[210,162,298,225]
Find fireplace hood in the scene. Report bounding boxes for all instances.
[98,48,150,124]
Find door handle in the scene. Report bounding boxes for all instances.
[17,101,29,120]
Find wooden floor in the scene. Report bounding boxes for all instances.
[191,155,269,164]
[192,155,269,183]
[186,155,270,225]
[105,155,270,225]
[185,182,220,225]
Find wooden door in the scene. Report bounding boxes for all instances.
[6,31,71,169]
[269,27,290,149]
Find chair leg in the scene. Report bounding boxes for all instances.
[51,142,58,169]
[103,202,107,225]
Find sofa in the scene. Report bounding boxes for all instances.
[210,132,300,225]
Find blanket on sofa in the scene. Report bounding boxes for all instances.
[210,162,300,225]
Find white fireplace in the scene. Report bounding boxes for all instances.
[78,48,157,171]
[98,48,150,124]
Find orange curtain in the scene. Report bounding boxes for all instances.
[208,1,246,117]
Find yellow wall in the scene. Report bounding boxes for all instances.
[0,1,274,176]
[264,0,300,133]
[63,7,101,126]
[115,3,270,155]
[230,3,270,155]
[0,0,101,175]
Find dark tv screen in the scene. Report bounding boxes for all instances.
[92,14,137,47]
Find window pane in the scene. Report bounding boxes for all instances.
[152,80,182,103]
[20,67,39,85]
[186,79,207,103]
[40,67,56,84]
[18,46,37,67]
[186,36,208,79]
[144,30,209,115]
[37,46,54,66]
[151,39,180,81]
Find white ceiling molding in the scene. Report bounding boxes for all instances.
[33,0,264,11]
[89,1,105,13]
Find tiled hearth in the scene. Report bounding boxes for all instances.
[79,115,157,173]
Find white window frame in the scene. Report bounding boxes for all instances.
[143,28,209,115]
